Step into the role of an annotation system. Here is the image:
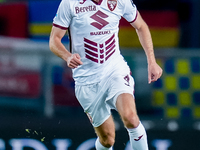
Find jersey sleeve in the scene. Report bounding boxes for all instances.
[122,0,137,23]
[53,0,71,29]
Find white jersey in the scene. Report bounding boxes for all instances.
[53,0,137,85]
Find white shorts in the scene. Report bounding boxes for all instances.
[75,71,135,127]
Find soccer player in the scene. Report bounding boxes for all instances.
[49,0,162,149]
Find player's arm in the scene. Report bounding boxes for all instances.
[130,11,162,83]
[49,26,83,69]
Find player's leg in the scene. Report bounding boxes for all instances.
[94,115,115,150]
[116,93,148,150]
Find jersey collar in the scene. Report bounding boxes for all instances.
[91,0,103,5]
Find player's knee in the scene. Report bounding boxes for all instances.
[123,113,140,128]
[99,133,115,148]
[101,137,115,148]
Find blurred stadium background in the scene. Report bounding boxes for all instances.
[0,0,200,149]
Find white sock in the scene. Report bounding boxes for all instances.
[95,137,113,150]
[127,122,149,150]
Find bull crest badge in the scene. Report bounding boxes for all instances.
[107,0,117,11]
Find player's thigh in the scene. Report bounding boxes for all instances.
[94,115,115,142]
[116,93,139,128]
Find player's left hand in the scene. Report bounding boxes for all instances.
[148,62,162,84]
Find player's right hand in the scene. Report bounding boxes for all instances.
[67,53,83,69]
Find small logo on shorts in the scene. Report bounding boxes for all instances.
[124,75,130,86]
